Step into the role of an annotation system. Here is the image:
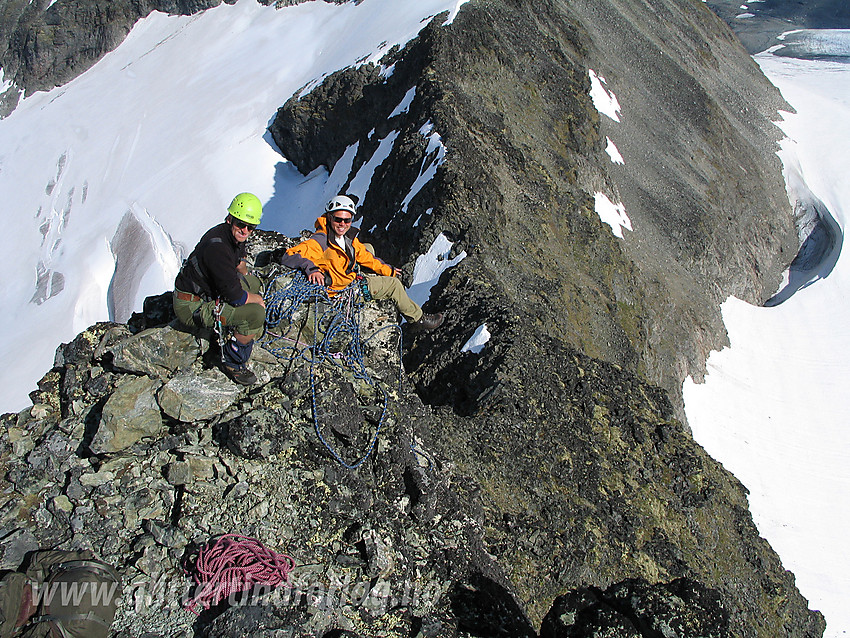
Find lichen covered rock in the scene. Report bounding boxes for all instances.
[90,374,164,454]
[157,367,244,423]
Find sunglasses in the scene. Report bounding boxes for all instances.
[332,216,352,224]
[231,219,257,231]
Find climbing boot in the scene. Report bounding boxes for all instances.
[222,364,258,386]
[410,312,444,332]
[221,336,257,384]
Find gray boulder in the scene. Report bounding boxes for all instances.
[0,528,39,570]
[157,368,242,422]
[220,407,293,460]
[90,375,164,454]
[109,325,200,380]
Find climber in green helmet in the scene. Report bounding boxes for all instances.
[173,192,266,385]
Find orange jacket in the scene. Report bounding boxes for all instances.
[280,215,394,291]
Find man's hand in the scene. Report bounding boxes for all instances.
[308,271,326,285]
[246,292,266,308]
[237,260,249,276]
[393,267,402,277]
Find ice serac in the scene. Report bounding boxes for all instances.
[108,205,182,323]
[764,193,842,306]
[271,0,822,635]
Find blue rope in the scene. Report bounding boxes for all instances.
[260,271,402,469]
[409,439,435,471]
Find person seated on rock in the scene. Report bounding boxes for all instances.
[173,193,266,386]
[279,195,444,331]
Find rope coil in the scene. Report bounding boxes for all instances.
[259,270,403,469]
[183,534,294,615]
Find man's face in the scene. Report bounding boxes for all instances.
[328,211,353,238]
[229,216,255,243]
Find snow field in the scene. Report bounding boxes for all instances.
[684,36,850,637]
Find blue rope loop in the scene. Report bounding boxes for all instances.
[409,440,435,471]
[258,270,403,469]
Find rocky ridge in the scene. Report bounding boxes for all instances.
[0,233,824,637]
[270,0,796,418]
[0,232,823,638]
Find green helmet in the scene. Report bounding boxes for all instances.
[227,192,263,225]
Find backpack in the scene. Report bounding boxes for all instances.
[0,550,120,638]
[0,572,27,638]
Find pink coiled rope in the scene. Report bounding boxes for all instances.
[184,534,295,615]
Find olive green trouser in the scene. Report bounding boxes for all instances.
[356,243,423,323]
[173,274,265,338]
[365,275,423,322]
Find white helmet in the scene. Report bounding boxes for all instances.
[325,195,357,216]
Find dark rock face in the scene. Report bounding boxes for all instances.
[421,336,824,636]
[540,577,729,638]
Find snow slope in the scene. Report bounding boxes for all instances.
[0,0,459,413]
[684,32,850,637]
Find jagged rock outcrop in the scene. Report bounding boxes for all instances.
[540,577,729,637]
[90,373,164,454]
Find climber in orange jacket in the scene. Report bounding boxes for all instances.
[279,195,444,331]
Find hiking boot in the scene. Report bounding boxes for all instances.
[223,364,258,386]
[410,312,444,332]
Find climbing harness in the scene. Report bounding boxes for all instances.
[213,298,226,352]
[183,535,294,615]
[356,274,373,302]
[260,270,403,469]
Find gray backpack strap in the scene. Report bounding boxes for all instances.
[29,611,110,634]
[49,561,119,583]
